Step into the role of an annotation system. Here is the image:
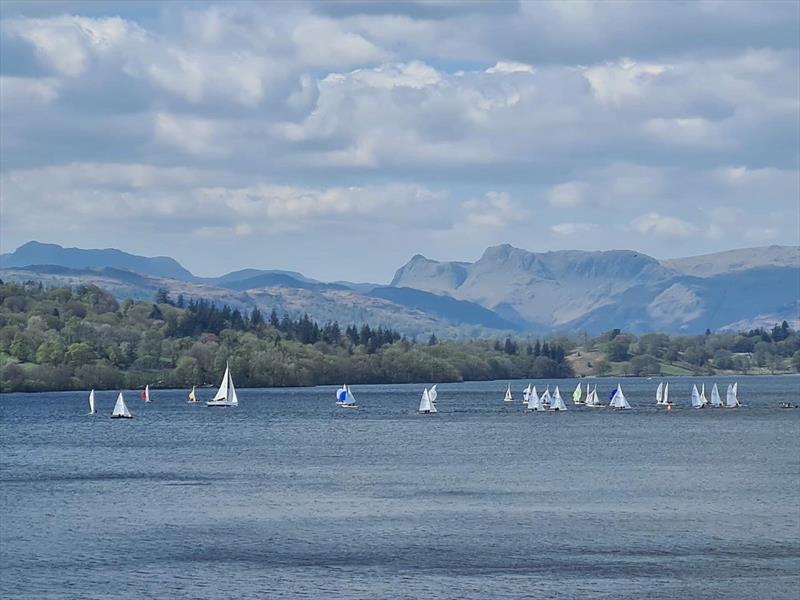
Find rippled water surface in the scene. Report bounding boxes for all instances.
[2,376,799,599]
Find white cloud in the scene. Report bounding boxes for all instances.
[549,182,585,207]
[0,76,60,109]
[551,222,597,236]
[461,191,527,228]
[154,112,221,156]
[486,61,534,75]
[630,212,694,237]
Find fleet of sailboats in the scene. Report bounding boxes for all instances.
[85,374,752,418]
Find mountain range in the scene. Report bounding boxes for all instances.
[2,241,797,337]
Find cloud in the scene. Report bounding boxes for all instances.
[630,212,694,237]
[551,222,597,236]
[154,112,221,156]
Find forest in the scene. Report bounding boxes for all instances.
[0,282,573,392]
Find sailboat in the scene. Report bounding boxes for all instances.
[522,383,531,406]
[188,385,198,403]
[141,384,152,403]
[709,383,722,407]
[572,382,583,405]
[663,382,670,405]
[88,389,97,415]
[609,384,631,409]
[418,388,437,414]
[206,363,239,407]
[339,385,358,409]
[526,385,541,411]
[549,386,567,411]
[585,385,602,407]
[540,386,552,410]
[700,383,708,407]
[691,384,704,408]
[503,384,513,403]
[655,382,664,405]
[726,383,741,408]
[111,392,132,419]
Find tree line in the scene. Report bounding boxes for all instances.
[0,282,573,392]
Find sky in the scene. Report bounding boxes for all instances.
[1,0,798,282]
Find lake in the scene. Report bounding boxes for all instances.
[1,376,799,599]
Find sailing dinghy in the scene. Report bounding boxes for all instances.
[140,384,152,403]
[526,386,541,411]
[726,383,740,407]
[655,382,664,405]
[700,383,708,407]
[549,386,567,411]
[691,384,704,408]
[584,385,601,407]
[206,363,239,407]
[336,385,347,405]
[540,387,552,410]
[522,383,532,406]
[572,382,583,405]
[709,383,722,407]
[188,385,198,403]
[419,388,437,414]
[503,384,513,403]
[339,385,358,409]
[429,385,438,411]
[609,384,631,409]
[111,392,132,419]
[88,389,97,415]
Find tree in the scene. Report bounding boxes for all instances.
[428,333,438,346]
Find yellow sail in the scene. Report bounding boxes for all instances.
[188,385,197,402]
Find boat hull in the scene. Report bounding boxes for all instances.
[206,401,237,407]
[110,415,133,419]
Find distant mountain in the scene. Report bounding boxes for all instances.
[1,241,195,281]
[390,244,800,333]
[663,245,799,277]
[2,241,797,336]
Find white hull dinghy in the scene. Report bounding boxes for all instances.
[339,385,358,409]
[549,386,567,411]
[609,384,631,409]
[111,392,132,419]
[207,363,239,407]
[691,384,704,408]
[725,383,741,408]
[709,383,722,408]
[572,382,583,405]
[419,387,437,414]
[503,384,513,403]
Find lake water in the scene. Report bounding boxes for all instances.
[1,376,799,599]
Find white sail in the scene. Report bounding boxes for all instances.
[188,385,197,402]
[527,386,540,410]
[572,382,583,405]
[88,389,96,414]
[550,386,567,411]
[710,383,722,407]
[584,385,600,407]
[504,384,513,402]
[655,382,663,405]
[419,388,436,413]
[610,383,631,409]
[691,384,703,408]
[726,382,740,407]
[663,382,670,405]
[429,384,438,406]
[111,392,132,418]
[212,365,230,401]
[540,386,551,408]
[207,363,238,406]
[700,383,708,406]
[143,384,151,402]
[522,384,531,404]
[227,370,239,406]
